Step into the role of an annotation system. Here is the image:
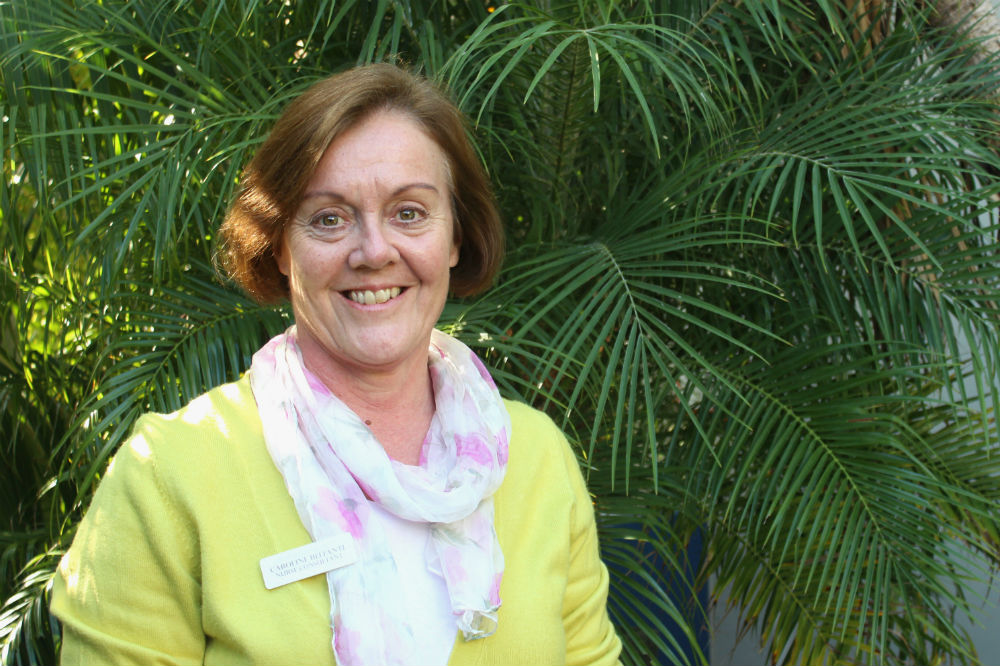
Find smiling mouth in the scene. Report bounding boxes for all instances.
[345,287,402,305]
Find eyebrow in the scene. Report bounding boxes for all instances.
[300,182,441,202]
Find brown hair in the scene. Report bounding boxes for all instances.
[218,63,503,303]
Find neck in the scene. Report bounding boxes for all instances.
[297,335,435,466]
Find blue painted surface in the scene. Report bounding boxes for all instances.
[607,526,710,665]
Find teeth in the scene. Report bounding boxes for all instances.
[348,287,401,304]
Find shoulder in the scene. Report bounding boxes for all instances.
[503,398,561,431]
[130,374,258,447]
[504,399,576,464]
[503,398,570,456]
[123,375,260,465]
[108,375,269,511]
[500,398,586,498]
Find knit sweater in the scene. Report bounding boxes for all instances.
[51,375,622,665]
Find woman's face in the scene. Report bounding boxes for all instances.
[277,110,459,378]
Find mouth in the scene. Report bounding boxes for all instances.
[345,287,403,305]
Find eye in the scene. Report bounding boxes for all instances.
[397,207,425,223]
[311,212,344,228]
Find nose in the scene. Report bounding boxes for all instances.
[348,218,399,269]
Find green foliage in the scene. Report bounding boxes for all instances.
[2,1,999,664]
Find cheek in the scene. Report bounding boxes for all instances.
[279,239,334,285]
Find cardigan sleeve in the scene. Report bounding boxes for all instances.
[557,430,623,666]
[51,414,206,665]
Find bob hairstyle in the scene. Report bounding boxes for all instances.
[218,63,503,304]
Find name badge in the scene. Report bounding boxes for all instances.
[260,533,357,590]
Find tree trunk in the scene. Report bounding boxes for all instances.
[932,0,1000,67]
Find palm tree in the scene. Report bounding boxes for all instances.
[2,1,999,664]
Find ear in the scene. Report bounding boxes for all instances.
[275,239,290,276]
[449,215,461,268]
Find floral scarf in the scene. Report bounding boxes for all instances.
[249,326,510,666]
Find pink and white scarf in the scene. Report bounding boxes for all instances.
[249,326,510,666]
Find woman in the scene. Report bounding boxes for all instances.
[52,63,622,666]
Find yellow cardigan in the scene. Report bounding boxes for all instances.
[52,376,622,665]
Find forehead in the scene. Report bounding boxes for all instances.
[306,110,451,192]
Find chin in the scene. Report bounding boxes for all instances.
[341,341,424,370]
